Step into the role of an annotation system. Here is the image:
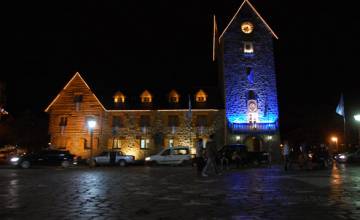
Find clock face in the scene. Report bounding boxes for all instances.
[248,100,257,112]
[241,22,254,34]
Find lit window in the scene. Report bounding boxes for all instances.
[140,138,150,149]
[140,90,152,103]
[244,42,254,54]
[169,139,174,147]
[195,89,207,102]
[168,90,180,103]
[113,138,121,149]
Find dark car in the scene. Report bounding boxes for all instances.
[9,149,76,169]
[217,144,269,167]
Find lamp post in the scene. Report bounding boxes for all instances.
[87,118,97,164]
[331,136,338,153]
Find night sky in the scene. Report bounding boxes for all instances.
[1,0,360,144]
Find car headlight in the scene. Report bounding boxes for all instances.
[10,157,20,162]
[145,157,151,161]
[339,155,346,159]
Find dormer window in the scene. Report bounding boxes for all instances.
[195,89,207,103]
[168,90,180,103]
[244,41,254,54]
[113,91,125,104]
[140,90,152,103]
[73,94,83,111]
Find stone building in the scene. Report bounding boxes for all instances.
[45,73,225,159]
[45,0,280,160]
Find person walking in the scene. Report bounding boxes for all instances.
[283,140,290,171]
[195,138,205,175]
[201,134,220,177]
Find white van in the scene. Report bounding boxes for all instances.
[145,146,192,165]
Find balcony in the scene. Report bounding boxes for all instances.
[229,122,278,134]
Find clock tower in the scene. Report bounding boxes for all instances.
[214,0,280,158]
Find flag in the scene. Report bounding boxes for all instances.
[336,93,344,117]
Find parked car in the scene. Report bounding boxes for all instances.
[334,148,360,163]
[145,146,193,166]
[91,150,135,167]
[9,149,76,169]
[217,144,269,166]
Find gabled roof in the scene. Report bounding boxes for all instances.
[44,72,106,112]
[219,0,278,40]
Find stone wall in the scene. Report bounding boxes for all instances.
[222,3,279,124]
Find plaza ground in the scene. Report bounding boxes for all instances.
[0,164,360,219]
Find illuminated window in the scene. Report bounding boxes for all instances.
[113,138,121,149]
[244,42,254,54]
[140,90,152,103]
[169,139,174,147]
[140,138,150,149]
[195,89,207,103]
[248,112,258,123]
[113,91,125,104]
[168,90,180,103]
[139,115,151,127]
[168,115,179,127]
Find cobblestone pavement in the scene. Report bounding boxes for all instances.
[1,163,360,220]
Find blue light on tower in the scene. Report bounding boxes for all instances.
[219,1,279,133]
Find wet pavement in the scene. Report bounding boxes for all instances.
[0,164,360,220]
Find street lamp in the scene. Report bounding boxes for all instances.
[87,118,97,163]
[331,136,338,152]
[354,114,360,122]
[354,114,360,146]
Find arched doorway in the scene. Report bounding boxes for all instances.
[244,136,263,152]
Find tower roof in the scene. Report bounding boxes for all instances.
[219,0,278,40]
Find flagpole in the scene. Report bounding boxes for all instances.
[188,95,192,151]
[343,114,346,152]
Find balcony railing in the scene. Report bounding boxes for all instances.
[229,122,278,133]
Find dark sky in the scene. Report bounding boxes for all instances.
[1,0,360,143]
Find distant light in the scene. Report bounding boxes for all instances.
[339,155,346,159]
[87,119,96,129]
[331,136,338,142]
[10,157,19,162]
[236,136,241,141]
[354,114,360,122]
[267,135,273,140]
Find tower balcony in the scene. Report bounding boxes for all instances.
[229,122,278,134]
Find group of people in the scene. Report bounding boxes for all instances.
[282,141,332,171]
